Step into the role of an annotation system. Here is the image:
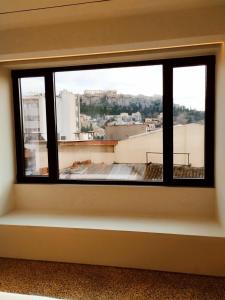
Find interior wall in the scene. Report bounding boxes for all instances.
[215,44,225,226]
[0,68,15,215]
[14,184,216,220]
[1,225,225,276]
[0,5,225,61]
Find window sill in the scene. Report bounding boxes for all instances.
[0,209,224,238]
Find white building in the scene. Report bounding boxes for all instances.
[56,90,80,140]
[23,90,81,142]
[22,95,47,141]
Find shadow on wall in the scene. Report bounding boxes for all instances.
[0,184,15,216]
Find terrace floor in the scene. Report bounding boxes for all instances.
[60,163,204,181]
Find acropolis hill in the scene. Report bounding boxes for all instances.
[79,90,162,108]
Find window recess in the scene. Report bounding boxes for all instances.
[12,55,215,186]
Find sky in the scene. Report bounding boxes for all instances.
[173,65,206,111]
[21,65,206,111]
[55,65,163,97]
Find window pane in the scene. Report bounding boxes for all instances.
[20,77,49,176]
[173,66,206,179]
[55,65,163,181]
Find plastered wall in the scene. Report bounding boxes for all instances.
[0,5,225,61]
[215,44,225,226]
[0,68,15,215]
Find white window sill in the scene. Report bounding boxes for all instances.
[0,209,224,238]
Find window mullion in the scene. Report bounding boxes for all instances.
[12,76,26,181]
[204,58,215,186]
[45,72,59,182]
[163,63,173,184]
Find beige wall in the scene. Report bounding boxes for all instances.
[173,124,204,167]
[58,144,115,169]
[215,44,225,226]
[0,5,225,61]
[105,124,147,140]
[14,184,216,220]
[1,225,225,276]
[115,124,204,166]
[38,123,204,169]
[115,129,163,164]
[0,68,15,215]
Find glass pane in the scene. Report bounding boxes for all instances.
[173,66,206,179]
[20,77,49,176]
[55,65,163,182]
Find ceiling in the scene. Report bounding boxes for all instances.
[0,0,225,31]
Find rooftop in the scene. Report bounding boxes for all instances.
[60,163,204,181]
[58,140,118,146]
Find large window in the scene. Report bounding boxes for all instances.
[55,65,163,181]
[12,56,215,186]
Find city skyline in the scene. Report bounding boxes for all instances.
[21,65,206,111]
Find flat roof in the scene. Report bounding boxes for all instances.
[58,140,118,146]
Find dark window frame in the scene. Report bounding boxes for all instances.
[12,55,215,187]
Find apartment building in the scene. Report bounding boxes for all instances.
[56,90,81,140]
[22,89,81,141]
[22,94,47,141]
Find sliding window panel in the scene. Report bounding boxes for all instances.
[20,77,49,176]
[173,66,206,179]
[55,65,163,182]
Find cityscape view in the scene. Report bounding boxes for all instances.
[20,65,206,181]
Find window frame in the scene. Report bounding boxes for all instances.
[12,55,215,187]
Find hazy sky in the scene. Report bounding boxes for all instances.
[173,65,206,111]
[55,65,163,97]
[21,65,206,111]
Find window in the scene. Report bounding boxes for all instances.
[173,66,206,179]
[12,56,215,186]
[55,66,163,181]
[20,77,49,177]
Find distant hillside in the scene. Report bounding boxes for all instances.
[80,93,162,118]
[80,91,161,107]
[173,105,205,124]
[79,92,204,124]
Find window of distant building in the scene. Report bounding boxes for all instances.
[12,56,215,186]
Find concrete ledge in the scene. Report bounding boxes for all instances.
[1,222,225,277]
[0,210,224,237]
[1,210,225,276]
